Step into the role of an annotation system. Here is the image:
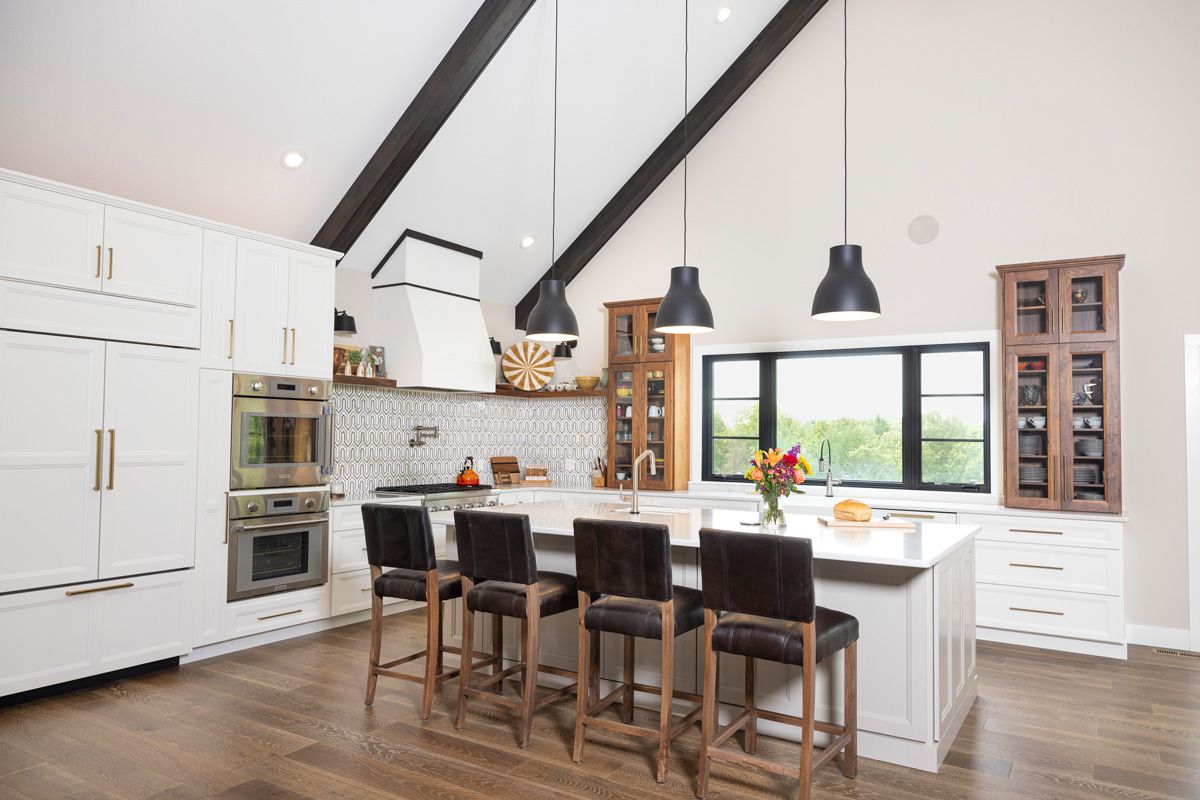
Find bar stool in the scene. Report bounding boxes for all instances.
[453,510,580,748]
[696,528,858,800]
[571,518,705,783]
[361,503,500,720]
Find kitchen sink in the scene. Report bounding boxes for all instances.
[615,505,683,515]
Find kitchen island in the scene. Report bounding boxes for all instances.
[429,499,978,772]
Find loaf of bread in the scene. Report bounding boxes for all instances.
[833,499,871,522]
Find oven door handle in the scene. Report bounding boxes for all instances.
[234,517,327,532]
[321,404,335,476]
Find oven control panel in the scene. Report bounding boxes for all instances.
[232,373,331,401]
[229,489,329,519]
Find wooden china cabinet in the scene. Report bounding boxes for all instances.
[998,255,1123,513]
[604,298,690,491]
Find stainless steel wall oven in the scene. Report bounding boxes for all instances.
[227,490,329,601]
[230,373,332,490]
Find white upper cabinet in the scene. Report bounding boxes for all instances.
[199,230,237,369]
[287,251,334,380]
[102,206,201,306]
[97,342,199,579]
[233,238,291,374]
[0,179,104,292]
[0,331,104,593]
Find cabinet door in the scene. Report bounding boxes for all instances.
[233,238,291,375]
[1059,342,1121,513]
[0,331,104,592]
[101,206,201,306]
[638,363,671,489]
[199,230,237,370]
[193,370,232,647]
[1003,345,1061,511]
[610,367,637,486]
[609,306,640,364]
[0,179,104,292]
[1059,263,1118,343]
[98,342,199,578]
[641,303,675,363]
[1002,270,1060,345]
[287,251,334,379]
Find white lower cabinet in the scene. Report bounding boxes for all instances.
[193,370,233,647]
[0,571,190,696]
[226,585,329,639]
[330,569,407,617]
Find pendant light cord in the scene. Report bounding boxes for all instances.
[682,0,689,267]
[551,0,559,274]
[843,0,848,245]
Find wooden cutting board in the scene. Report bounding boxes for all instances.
[817,516,917,530]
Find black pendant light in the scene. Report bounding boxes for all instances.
[655,0,714,335]
[526,0,579,343]
[811,0,881,322]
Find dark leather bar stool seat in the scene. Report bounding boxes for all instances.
[711,607,859,666]
[454,511,579,749]
[697,528,858,800]
[572,519,705,784]
[361,504,500,720]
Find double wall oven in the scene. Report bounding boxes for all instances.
[228,374,333,602]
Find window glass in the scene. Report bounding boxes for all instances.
[920,349,987,486]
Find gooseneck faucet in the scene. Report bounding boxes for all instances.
[818,438,837,498]
[630,449,657,514]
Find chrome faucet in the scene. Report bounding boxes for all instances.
[629,449,657,514]
[818,438,839,498]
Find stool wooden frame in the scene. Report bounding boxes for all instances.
[455,577,578,748]
[573,593,704,783]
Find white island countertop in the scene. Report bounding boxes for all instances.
[430,499,978,569]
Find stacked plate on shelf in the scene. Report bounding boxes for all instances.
[1076,489,1105,500]
[1018,464,1048,483]
[1073,465,1100,485]
[1075,438,1105,457]
[1018,435,1043,455]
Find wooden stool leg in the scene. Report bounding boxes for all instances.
[842,641,858,778]
[796,621,816,800]
[696,609,717,800]
[435,600,444,675]
[572,592,591,763]
[518,585,540,749]
[519,619,529,700]
[744,656,757,754]
[655,600,675,784]
[454,580,476,730]
[622,634,635,724]
[364,578,383,706]
[491,613,505,694]
[420,573,439,720]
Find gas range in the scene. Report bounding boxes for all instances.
[373,482,500,512]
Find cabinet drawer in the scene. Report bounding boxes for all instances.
[959,512,1121,549]
[330,569,407,617]
[226,585,328,638]
[977,584,1123,643]
[977,541,1121,596]
[875,508,958,524]
[332,528,369,574]
[333,504,366,531]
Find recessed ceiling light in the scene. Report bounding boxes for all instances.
[280,150,306,169]
[716,6,732,23]
[520,235,536,249]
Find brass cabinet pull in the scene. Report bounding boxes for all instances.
[95,245,102,278]
[106,429,116,490]
[290,328,297,365]
[1046,307,1053,335]
[282,327,288,364]
[1009,606,1064,616]
[257,608,303,621]
[93,429,103,491]
[228,320,235,359]
[107,247,114,280]
[1010,528,1063,536]
[1009,563,1064,571]
[66,581,133,597]
[361,587,372,592]
[888,512,934,520]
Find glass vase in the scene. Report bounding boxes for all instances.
[759,493,785,530]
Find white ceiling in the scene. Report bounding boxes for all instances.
[0,0,789,305]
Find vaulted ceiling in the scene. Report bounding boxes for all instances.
[0,0,789,304]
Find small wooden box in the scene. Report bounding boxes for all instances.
[491,456,521,486]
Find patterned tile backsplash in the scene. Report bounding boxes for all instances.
[330,385,608,496]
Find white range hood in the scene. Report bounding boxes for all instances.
[371,231,495,392]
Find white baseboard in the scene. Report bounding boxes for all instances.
[1125,624,1191,650]
[978,626,1127,659]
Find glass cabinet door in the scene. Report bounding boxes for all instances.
[610,368,636,485]
[1005,346,1060,510]
[1003,270,1060,345]
[638,363,671,490]
[1059,342,1120,512]
[642,307,673,363]
[1059,264,1118,342]
[611,310,638,363]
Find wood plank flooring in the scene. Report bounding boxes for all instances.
[2,610,1199,799]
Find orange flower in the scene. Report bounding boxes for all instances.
[766,448,784,467]
[749,468,764,482]
[793,467,806,484]
[751,450,764,467]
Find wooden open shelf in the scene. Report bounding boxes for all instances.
[493,384,607,399]
[333,374,397,388]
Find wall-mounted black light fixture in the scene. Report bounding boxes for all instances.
[334,308,357,334]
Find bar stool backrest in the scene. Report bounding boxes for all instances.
[573,518,673,602]
[454,510,538,585]
[698,529,815,623]
[361,503,437,572]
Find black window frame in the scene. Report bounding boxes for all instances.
[700,342,990,493]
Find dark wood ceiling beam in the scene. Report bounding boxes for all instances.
[515,0,827,329]
[312,0,536,255]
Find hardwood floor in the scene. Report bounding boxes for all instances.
[2,610,1199,799]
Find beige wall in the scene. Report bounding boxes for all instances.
[560,1,1200,631]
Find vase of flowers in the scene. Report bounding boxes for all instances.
[744,445,813,530]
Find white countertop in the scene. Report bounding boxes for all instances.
[429,499,978,569]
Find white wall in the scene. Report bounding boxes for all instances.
[560,1,1200,632]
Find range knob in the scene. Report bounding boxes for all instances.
[245,501,260,513]
[308,386,318,396]
[250,381,264,392]
[303,497,316,509]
